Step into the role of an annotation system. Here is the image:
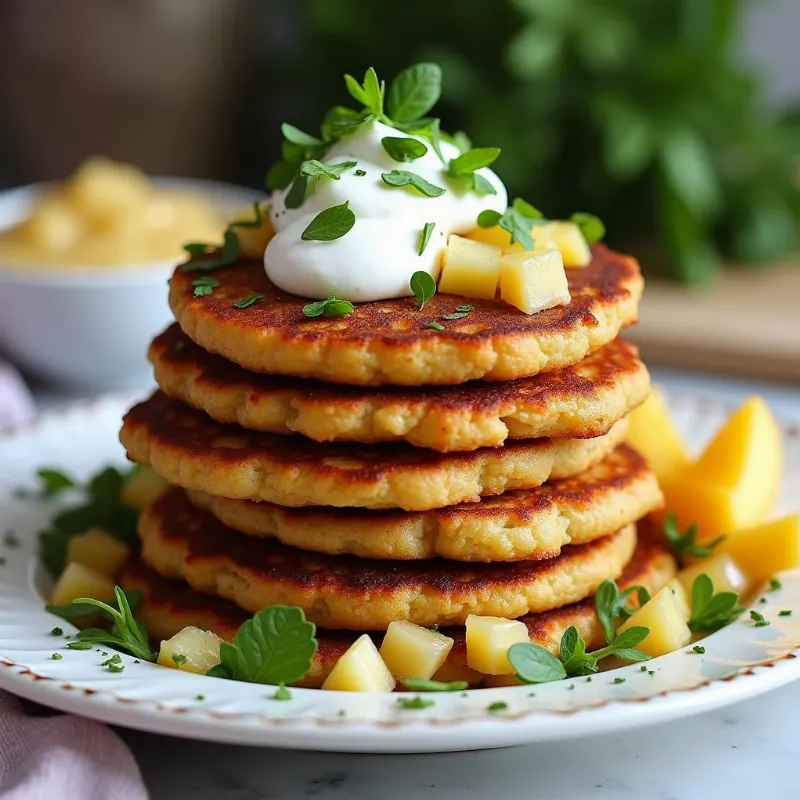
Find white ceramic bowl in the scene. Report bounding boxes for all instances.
[0,179,264,391]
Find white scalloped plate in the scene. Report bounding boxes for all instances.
[0,392,798,753]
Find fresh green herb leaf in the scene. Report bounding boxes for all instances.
[402,678,469,693]
[284,174,308,209]
[299,159,358,180]
[476,201,537,250]
[664,513,725,565]
[471,173,497,195]
[320,106,373,142]
[273,682,292,701]
[281,123,323,147]
[448,147,501,177]
[302,296,355,318]
[780,610,792,617]
[301,201,356,241]
[612,677,626,685]
[355,169,367,176]
[759,597,767,604]
[427,321,445,331]
[34,469,77,498]
[508,642,567,684]
[570,212,606,244]
[108,662,124,674]
[487,701,508,712]
[344,73,369,106]
[513,198,545,219]
[101,654,122,667]
[51,653,62,660]
[381,170,445,197]
[386,63,442,123]
[172,654,187,666]
[449,131,473,154]
[410,271,436,310]
[382,137,428,162]
[66,641,94,651]
[397,695,435,710]
[418,222,436,256]
[195,694,205,701]
[266,160,297,191]
[441,312,470,320]
[192,276,221,298]
[750,610,770,627]
[46,590,142,623]
[233,293,265,310]
[595,579,651,645]
[688,573,744,633]
[50,627,63,636]
[455,304,474,313]
[692,645,706,654]
[344,67,385,118]
[181,228,240,272]
[217,606,317,685]
[770,577,782,591]
[477,210,502,228]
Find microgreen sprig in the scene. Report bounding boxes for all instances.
[594,579,651,645]
[688,573,744,633]
[663,513,725,565]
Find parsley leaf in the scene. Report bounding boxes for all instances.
[595,579,651,645]
[487,701,508,712]
[381,170,445,197]
[397,696,435,710]
[692,645,706,654]
[663,513,725,565]
[213,606,317,686]
[410,271,436,310]
[299,160,358,180]
[302,296,355,318]
[570,212,606,244]
[418,222,436,256]
[750,610,770,628]
[769,577,782,591]
[192,276,220,298]
[688,573,744,632]
[402,678,469,692]
[233,293,265,310]
[301,202,356,241]
[382,137,428,162]
[273,683,292,701]
[386,63,442,123]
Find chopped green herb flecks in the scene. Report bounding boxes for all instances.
[397,695,435,710]
[192,276,221,298]
[418,222,436,256]
[750,610,770,628]
[51,653,62,660]
[233,293,265,310]
[50,627,63,637]
[302,296,355,318]
[66,641,94,651]
[427,321,445,331]
[779,610,792,617]
[691,645,706,654]
[195,694,205,701]
[402,678,469,693]
[612,677,626,685]
[273,683,292,701]
[172,654,187,666]
[769,577,782,591]
[487,701,508,713]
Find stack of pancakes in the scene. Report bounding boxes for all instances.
[120,246,676,687]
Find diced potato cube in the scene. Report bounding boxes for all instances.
[50,562,116,606]
[66,528,130,578]
[466,225,513,249]
[157,626,223,674]
[499,248,570,315]
[532,221,592,267]
[465,615,529,675]
[665,578,691,621]
[716,514,800,584]
[625,388,691,482]
[379,621,454,681]
[438,235,502,300]
[619,586,691,657]
[121,466,169,510]
[677,553,750,598]
[232,204,275,259]
[322,634,395,692]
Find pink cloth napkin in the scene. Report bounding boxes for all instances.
[0,692,147,799]
[0,363,148,798]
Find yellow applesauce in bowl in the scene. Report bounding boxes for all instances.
[0,156,225,268]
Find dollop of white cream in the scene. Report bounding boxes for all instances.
[265,120,507,302]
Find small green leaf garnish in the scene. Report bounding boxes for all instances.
[302,296,355,318]
[386,63,442,123]
[750,610,770,628]
[418,222,436,256]
[172,654,187,666]
[281,123,323,147]
[441,312,470,320]
[51,653,62,660]
[355,169,367,176]
[779,610,792,617]
[301,201,356,241]
[663,513,725,565]
[284,174,308,209]
[769,577,782,591]
[513,198,545,219]
[688,574,744,633]
[381,170,445,197]
[46,590,142,623]
[476,199,542,251]
[273,683,292,701]
[570,212,606,244]
[487,701,508,713]
[50,627,63,637]
[29,469,77,499]
[192,277,221,298]
[455,304,474,313]
[233,293,265,310]
[66,641,94,651]
[345,67,385,118]
[427,321,445,331]
[594,579,651,645]
[299,159,358,180]
[691,645,706,654]
[402,678,469,693]
[410,271,436,310]
[397,695,435,710]
[214,606,317,686]
[195,694,205,701]
[448,147,500,175]
[382,137,428,162]
[508,642,567,684]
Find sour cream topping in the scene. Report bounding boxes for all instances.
[265,119,507,302]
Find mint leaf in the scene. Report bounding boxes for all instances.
[387,63,442,123]
[448,147,501,177]
[571,212,606,244]
[418,222,436,256]
[281,123,323,147]
[218,606,317,685]
[410,271,436,310]
[381,170,445,197]
[381,137,428,162]
[302,296,354,318]
[301,202,356,241]
[299,160,357,180]
[402,678,468,692]
[508,642,567,684]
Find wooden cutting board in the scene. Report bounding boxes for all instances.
[627,260,800,381]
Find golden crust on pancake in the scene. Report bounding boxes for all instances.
[187,444,662,561]
[151,326,649,452]
[120,393,628,511]
[169,246,643,386]
[137,488,638,630]
[122,517,674,688]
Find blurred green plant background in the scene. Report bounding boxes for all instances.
[267,0,799,282]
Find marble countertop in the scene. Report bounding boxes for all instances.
[35,367,800,799]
